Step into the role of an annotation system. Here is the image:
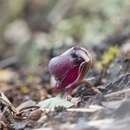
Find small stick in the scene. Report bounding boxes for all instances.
[42,107,102,113]
[104,88,130,98]
[67,107,102,112]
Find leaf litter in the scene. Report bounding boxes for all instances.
[0,43,130,130]
[0,41,130,130]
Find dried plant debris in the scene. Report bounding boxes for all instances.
[0,44,129,130]
[106,57,130,82]
[0,93,43,129]
[104,73,130,94]
[0,92,16,128]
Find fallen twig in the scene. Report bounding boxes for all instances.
[104,88,130,98]
[41,106,103,113]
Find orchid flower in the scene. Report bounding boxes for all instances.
[48,47,93,95]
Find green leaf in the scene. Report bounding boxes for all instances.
[38,96,73,109]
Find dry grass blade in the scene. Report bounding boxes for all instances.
[41,105,103,113]
[104,88,130,98]
[0,92,17,113]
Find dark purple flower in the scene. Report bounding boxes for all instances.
[48,47,92,94]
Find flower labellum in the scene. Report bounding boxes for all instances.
[48,47,92,94]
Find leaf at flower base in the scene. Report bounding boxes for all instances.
[38,96,73,109]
